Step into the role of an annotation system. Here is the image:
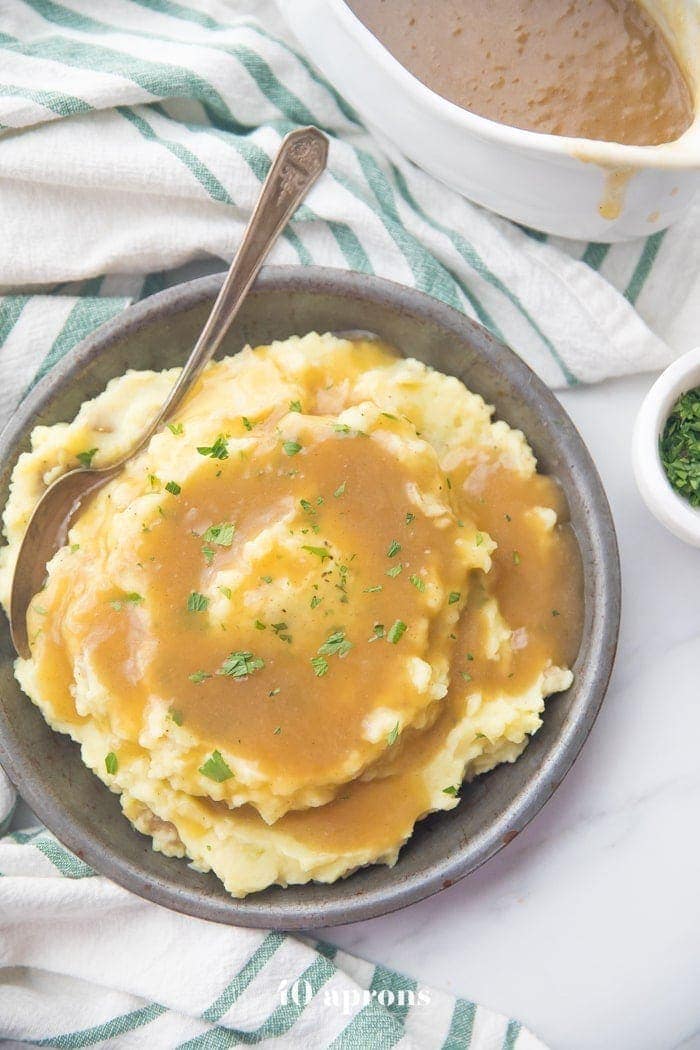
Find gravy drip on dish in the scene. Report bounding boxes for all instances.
[346,0,693,145]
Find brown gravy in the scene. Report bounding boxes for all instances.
[346,0,693,145]
[275,448,585,852]
[32,414,583,837]
[69,430,468,782]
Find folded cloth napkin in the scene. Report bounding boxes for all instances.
[0,0,698,416]
[0,828,547,1049]
[0,0,697,1045]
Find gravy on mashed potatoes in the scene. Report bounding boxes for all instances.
[0,335,583,897]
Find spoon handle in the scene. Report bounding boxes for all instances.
[134,126,328,452]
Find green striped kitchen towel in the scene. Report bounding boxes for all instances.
[0,0,698,409]
[0,826,547,1048]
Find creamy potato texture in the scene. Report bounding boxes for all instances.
[0,334,582,897]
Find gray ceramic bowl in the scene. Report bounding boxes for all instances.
[0,267,620,929]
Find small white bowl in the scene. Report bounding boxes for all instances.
[632,346,700,545]
[283,0,700,241]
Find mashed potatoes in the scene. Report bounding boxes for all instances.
[0,334,582,897]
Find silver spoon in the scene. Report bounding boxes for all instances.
[9,126,329,660]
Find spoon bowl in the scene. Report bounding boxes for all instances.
[10,464,119,658]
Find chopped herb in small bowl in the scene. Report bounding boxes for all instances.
[659,387,700,507]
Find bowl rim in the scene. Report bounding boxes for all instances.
[632,345,700,545]
[328,0,700,168]
[0,266,621,928]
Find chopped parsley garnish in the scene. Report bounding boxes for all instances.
[448,591,461,605]
[364,584,383,593]
[289,400,302,413]
[241,416,253,431]
[370,623,385,640]
[552,609,560,617]
[269,687,281,697]
[300,498,315,514]
[217,650,265,678]
[199,750,233,782]
[203,521,235,547]
[310,595,323,609]
[442,785,459,796]
[273,726,282,735]
[77,447,98,468]
[445,476,452,489]
[318,629,352,658]
[165,480,181,495]
[283,440,302,456]
[467,652,474,661]
[70,543,80,554]
[187,591,209,613]
[475,532,484,546]
[109,592,144,611]
[302,544,332,561]
[334,481,346,498]
[386,539,402,558]
[197,434,229,460]
[333,423,351,434]
[271,621,291,643]
[512,550,521,565]
[254,619,266,630]
[660,387,700,506]
[410,574,425,592]
[504,513,512,522]
[148,474,160,491]
[381,412,399,421]
[260,575,273,584]
[104,752,118,775]
[461,671,472,682]
[189,670,212,684]
[405,512,415,525]
[202,545,215,565]
[219,586,232,599]
[335,564,350,605]
[386,563,403,578]
[387,620,407,644]
[387,722,400,746]
[168,422,184,436]
[169,707,183,725]
[311,655,329,677]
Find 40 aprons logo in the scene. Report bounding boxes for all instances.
[279,978,431,1015]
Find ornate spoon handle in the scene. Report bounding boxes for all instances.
[131,125,328,455]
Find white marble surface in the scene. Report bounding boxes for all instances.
[315,372,700,1050]
[9,372,700,1049]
